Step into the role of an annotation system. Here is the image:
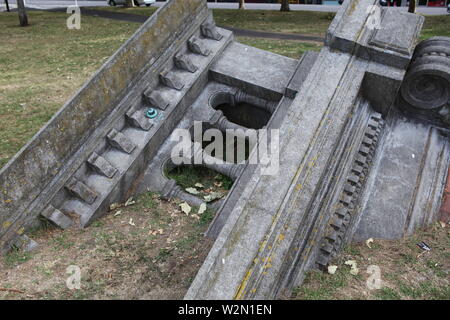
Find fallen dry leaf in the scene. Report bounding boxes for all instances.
[365,238,374,248]
[179,202,191,215]
[204,192,225,203]
[327,265,338,274]
[185,187,199,195]
[191,214,200,220]
[198,203,207,214]
[125,198,136,207]
[344,260,359,275]
[110,203,122,211]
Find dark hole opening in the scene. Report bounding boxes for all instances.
[191,125,252,164]
[214,102,271,130]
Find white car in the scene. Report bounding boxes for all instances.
[108,0,156,7]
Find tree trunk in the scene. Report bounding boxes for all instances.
[239,0,245,9]
[5,0,10,12]
[17,0,28,27]
[280,0,290,12]
[126,0,135,7]
[408,0,416,13]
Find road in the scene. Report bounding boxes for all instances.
[1,0,448,15]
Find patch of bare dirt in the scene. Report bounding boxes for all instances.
[0,193,214,300]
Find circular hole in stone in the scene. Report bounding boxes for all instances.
[209,91,271,129]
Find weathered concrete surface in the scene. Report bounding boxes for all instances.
[353,113,449,240]
[185,0,428,300]
[1,0,448,302]
[209,42,298,100]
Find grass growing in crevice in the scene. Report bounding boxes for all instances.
[167,165,233,197]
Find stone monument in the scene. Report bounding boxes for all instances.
[0,0,448,300]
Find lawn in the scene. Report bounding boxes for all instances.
[97,7,335,35]
[96,6,450,38]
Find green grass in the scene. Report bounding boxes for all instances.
[237,37,321,59]
[0,11,139,169]
[214,9,335,35]
[292,224,449,300]
[4,249,32,267]
[51,233,74,251]
[167,166,233,191]
[421,14,450,39]
[96,7,450,38]
[174,206,215,253]
[375,287,401,300]
[98,7,334,35]
[293,268,351,300]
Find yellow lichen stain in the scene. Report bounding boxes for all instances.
[278,234,285,242]
[4,199,12,203]
[259,240,267,252]
[234,268,253,300]
[347,0,359,16]
[17,227,24,235]
[2,221,12,229]
[251,288,257,294]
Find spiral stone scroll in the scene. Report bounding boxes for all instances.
[400,37,450,125]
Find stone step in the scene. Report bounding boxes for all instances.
[143,89,171,110]
[107,129,136,154]
[188,36,211,56]
[87,152,118,178]
[41,204,74,229]
[174,53,198,73]
[65,177,98,204]
[126,108,154,131]
[201,21,223,41]
[159,70,185,91]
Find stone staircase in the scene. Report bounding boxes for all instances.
[40,22,232,229]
